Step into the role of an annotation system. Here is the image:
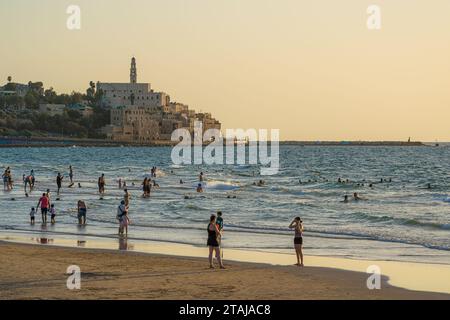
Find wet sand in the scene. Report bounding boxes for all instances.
[0,241,448,300]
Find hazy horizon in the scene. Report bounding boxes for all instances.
[1,0,450,141]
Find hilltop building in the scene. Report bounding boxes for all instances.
[101,58,221,143]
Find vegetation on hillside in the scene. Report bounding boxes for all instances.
[0,79,109,139]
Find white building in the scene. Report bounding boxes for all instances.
[97,57,170,108]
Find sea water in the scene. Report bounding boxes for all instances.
[0,145,449,264]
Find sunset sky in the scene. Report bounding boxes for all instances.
[1,0,450,141]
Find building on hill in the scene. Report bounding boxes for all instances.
[102,105,161,142]
[67,103,94,117]
[39,104,66,116]
[0,83,29,97]
[100,57,221,142]
[97,57,170,109]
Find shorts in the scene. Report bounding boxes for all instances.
[41,208,48,215]
[207,238,219,247]
[78,208,86,219]
[51,214,56,219]
[294,237,303,245]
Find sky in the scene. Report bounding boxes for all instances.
[1,0,450,141]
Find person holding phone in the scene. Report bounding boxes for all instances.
[289,217,304,267]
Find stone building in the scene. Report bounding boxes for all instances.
[100,57,221,142]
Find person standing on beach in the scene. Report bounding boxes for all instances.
[36,193,49,223]
[8,169,13,190]
[117,200,129,236]
[207,214,225,269]
[98,174,105,196]
[56,172,63,196]
[49,204,56,224]
[77,200,87,225]
[2,169,9,190]
[24,175,33,195]
[124,188,131,207]
[29,207,36,224]
[46,189,52,207]
[289,217,304,267]
[216,211,224,258]
[3,168,13,191]
[69,165,74,185]
[30,169,35,188]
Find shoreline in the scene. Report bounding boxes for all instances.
[0,239,448,300]
[1,231,449,296]
[0,136,428,148]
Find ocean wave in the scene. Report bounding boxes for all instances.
[350,212,450,230]
[193,180,240,191]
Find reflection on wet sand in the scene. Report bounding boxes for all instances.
[77,240,86,247]
[119,237,134,251]
[31,237,54,245]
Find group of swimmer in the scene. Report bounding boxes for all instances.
[2,164,439,269]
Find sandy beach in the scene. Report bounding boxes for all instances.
[0,241,448,300]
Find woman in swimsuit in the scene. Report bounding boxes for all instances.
[207,214,225,269]
[289,217,304,267]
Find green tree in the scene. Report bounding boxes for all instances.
[24,91,39,109]
[44,87,57,103]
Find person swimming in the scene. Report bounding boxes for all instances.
[199,172,204,182]
[342,195,349,203]
[254,180,265,186]
[197,183,203,193]
[353,192,363,201]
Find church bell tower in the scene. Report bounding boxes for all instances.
[130,57,137,84]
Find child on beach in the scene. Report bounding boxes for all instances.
[49,204,56,224]
[29,207,35,224]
